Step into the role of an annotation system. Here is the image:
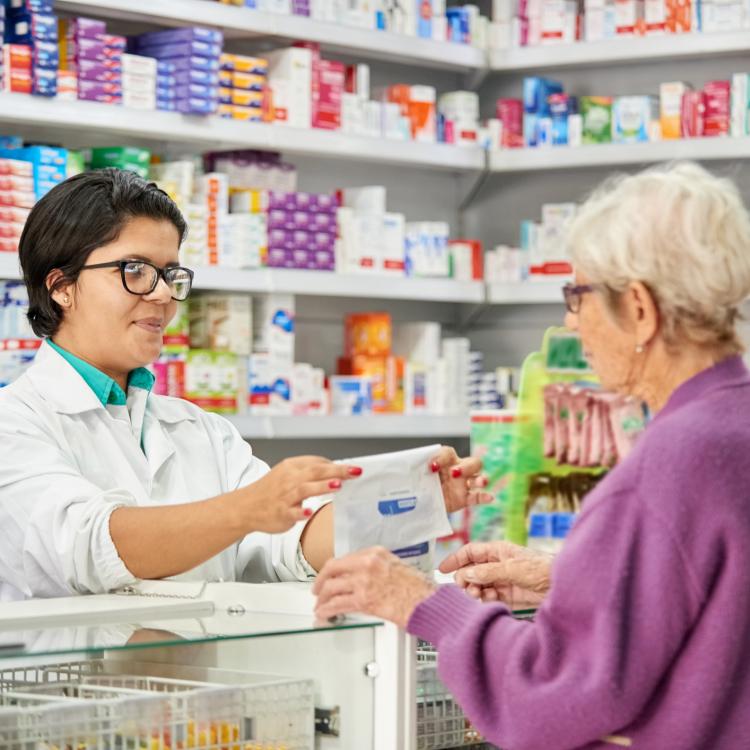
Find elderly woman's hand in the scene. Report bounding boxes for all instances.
[430,446,493,514]
[313,547,436,628]
[440,541,553,608]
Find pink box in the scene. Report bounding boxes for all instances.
[680,91,704,137]
[703,80,730,137]
[313,59,344,130]
[496,98,524,147]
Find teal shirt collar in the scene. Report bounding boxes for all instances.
[47,339,155,407]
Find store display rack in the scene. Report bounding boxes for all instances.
[490,136,750,173]
[486,283,562,304]
[490,29,750,71]
[227,414,471,439]
[0,94,485,172]
[55,0,486,71]
[0,255,489,304]
[52,1,750,74]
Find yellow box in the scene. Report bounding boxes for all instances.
[232,105,264,121]
[232,89,264,107]
[232,71,266,91]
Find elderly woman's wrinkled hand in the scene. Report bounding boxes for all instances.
[313,547,436,628]
[430,446,493,514]
[440,541,553,608]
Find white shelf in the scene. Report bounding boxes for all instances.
[228,414,471,439]
[490,30,750,71]
[487,282,564,304]
[0,254,20,281]
[55,0,485,71]
[194,266,485,302]
[489,136,750,173]
[0,257,483,302]
[0,94,485,172]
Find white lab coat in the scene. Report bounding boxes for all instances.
[0,342,314,601]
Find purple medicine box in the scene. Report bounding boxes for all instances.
[267,208,295,231]
[68,38,106,61]
[135,40,222,60]
[133,27,223,47]
[78,79,122,96]
[268,228,294,247]
[64,17,106,39]
[312,193,337,212]
[268,246,296,269]
[173,68,220,87]
[311,212,337,233]
[267,190,296,211]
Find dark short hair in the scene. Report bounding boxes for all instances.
[19,167,188,338]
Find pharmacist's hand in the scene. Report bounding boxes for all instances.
[313,547,436,629]
[240,456,361,534]
[440,541,552,608]
[431,446,493,514]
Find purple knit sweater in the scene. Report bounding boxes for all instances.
[409,356,750,750]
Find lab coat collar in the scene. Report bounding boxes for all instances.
[28,342,199,424]
[27,341,106,415]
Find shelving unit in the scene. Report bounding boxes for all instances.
[0,253,19,281]
[0,94,485,172]
[487,282,563,305]
[0,253,559,305]
[489,136,750,173]
[193,266,485,301]
[490,30,750,72]
[228,413,471,439]
[55,0,486,71]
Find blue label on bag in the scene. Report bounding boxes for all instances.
[393,542,430,559]
[378,497,417,516]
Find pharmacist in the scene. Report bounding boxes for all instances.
[0,169,489,602]
[315,162,750,749]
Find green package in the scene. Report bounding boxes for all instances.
[581,96,613,144]
[88,147,152,179]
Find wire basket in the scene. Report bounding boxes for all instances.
[0,659,315,750]
[416,642,491,750]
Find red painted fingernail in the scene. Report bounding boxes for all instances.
[303,508,313,518]
[348,466,363,476]
[430,461,440,473]
[451,467,463,478]
[329,479,342,489]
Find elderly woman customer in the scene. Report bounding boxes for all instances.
[314,161,750,749]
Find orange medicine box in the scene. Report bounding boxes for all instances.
[665,0,691,31]
[344,312,392,358]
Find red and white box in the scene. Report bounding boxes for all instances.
[703,80,730,137]
[313,59,344,130]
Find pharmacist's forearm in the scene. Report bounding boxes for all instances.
[109,493,246,580]
[300,503,334,573]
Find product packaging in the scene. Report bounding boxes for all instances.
[332,444,452,573]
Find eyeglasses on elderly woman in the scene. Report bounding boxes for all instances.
[562,282,601,314]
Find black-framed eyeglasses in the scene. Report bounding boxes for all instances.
[562,283,597,314]
[80,260,194,301]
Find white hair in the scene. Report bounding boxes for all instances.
[568,161,750,353]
